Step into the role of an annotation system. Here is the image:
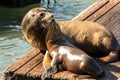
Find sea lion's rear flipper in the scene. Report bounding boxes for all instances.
[99,51,119,63]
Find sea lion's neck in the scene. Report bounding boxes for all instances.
[46,23,64,50]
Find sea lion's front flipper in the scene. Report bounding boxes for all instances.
[41,53,59,80]
[43,51,52,69]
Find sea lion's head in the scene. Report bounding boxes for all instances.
[21,7,54,50]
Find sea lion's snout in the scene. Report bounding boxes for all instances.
[42,13,54,22]
[41,12,54,28]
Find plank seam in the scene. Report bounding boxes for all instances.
[27,63,43,77]
[10,51,41,73]
[94,2,120,22]
[82,1,109,21]
[104,10,120,29]
[26,59,43,77]
[72,0,109,21]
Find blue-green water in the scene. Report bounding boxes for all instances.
[0,0,96,79]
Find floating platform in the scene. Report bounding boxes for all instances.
[2,0,120,80]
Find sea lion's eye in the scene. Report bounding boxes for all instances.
[32,14,35,17]
[40,13,45,17]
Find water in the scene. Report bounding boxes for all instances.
[0,0,96,79]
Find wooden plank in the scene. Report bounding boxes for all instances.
[114,30,120,41]
[4,48,40,74]
[107,12,120,31]
[105,13,120,34]
[96,3,120,30]
[27,62,44,77]
[97,59,120,80]
[95,3,120,25]
[72,0,109,21]
[86,0,120,22]
[15,53,43,75]
[111,19,120,34]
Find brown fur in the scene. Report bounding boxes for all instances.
[21,8,120,64]
[41,20,104,80]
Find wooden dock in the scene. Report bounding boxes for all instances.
[2,0,120,80]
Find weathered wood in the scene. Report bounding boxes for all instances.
[15,53,43,75]
[2,0,120,80]
[2,48,42,80]
[98,59,120,80]
[27,62,44,77]
[86,0,119,22]
[72,0,109,21]
[95,3,120,25]
[4,48,40,73]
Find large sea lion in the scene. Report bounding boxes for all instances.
[21,7,120,63]
[41,19,104,80]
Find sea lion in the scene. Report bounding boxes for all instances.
[21,7,120,63]
[41,19,104,80]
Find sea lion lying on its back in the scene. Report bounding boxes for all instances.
[41,19,104,80]
[21,7,120,63]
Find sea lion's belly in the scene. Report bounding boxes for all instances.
[57,46,84,73]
